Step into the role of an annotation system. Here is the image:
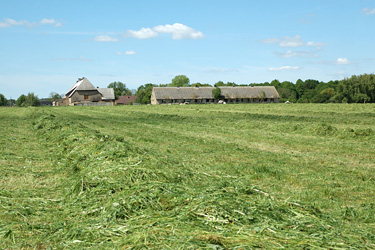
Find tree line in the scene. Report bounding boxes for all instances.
[1,73,375,106]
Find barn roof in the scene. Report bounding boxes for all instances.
[152,86,280,100]
[117,95,138,104]
[66,78,97,97]
[97,88,115,100]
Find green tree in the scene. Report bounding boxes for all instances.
[108,82,131,99]
[270,79,281,89]
[49,92,62,101]
[135,83,156,104]
[311,88,335,103]
[25,92,41,106]
[16,93,40,107]
[214,81,225,87]
[304,79,319,89]
[353,93,370,103]
[337,74,375,103]
[16,94,26,107]
[192,83,212,87]
[191,83,202,87]
[0,94,7,106]
[276,81,297,102]
[170,75,190,87]
[212,87,222,100]
[295,79,305,99]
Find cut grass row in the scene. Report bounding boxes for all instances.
[1,104,374,249]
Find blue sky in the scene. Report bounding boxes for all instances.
[1,0,374,99]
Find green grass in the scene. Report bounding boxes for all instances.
[1,104,375,249]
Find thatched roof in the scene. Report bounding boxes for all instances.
[152,86,280,100]
[66,78,97,97]
[97,88,115,101]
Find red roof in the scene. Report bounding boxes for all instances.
[116,96,137,105]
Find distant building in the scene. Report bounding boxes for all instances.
[151,86,280,105]
[40,99,53,106]
[116,96,138,105]
[55,78,115,106]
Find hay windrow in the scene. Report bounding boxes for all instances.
[1,105,375,249]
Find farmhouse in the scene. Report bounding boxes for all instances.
[151,86,280,105]
[57,78,115,106]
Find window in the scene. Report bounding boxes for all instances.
[84,95,89,100]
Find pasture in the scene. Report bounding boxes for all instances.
[1,104,374,249]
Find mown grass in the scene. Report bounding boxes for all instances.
[1,104,374,249]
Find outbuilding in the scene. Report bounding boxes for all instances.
[116,96,138,105]
[150,86,280,105]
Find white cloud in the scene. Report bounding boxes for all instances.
[126,23,204,40]
[275,50,319,58]
[278,50,298,58]
[40,18,62,26]
[94,35,118,42]
[361,8,375,15]
[306,41,327,48]
[279,35,304,47]
[261,38,280,44]
[127,27,159,39]
[0,18,28,28]
[262,35,326,48]
[0,18,62,28]
[268,66,300,71]
[336,58,350,65]
[125,50,136,55]
[116,51,136,55]
[153,23,204,40]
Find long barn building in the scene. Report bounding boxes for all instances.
[151,86,280,105]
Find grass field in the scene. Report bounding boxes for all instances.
[1,104,375,249]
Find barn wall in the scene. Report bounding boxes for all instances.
[70,90,102,103]
[150,90,159,105]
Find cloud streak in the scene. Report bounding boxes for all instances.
[203,68,239,73]
[268,66,300,71]
[52,57,92,62]
[274,50,319,58]
[0,18,62,28]
[126,23,204,40]
[361,8,375,15]
[94,35,118,42]
[125,50,136,55]
[262,35,326,48]
[116,51,136,55]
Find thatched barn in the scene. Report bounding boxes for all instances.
[151,86,280,105]
[58,78,115,106]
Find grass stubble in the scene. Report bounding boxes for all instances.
[0,104,374,249]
